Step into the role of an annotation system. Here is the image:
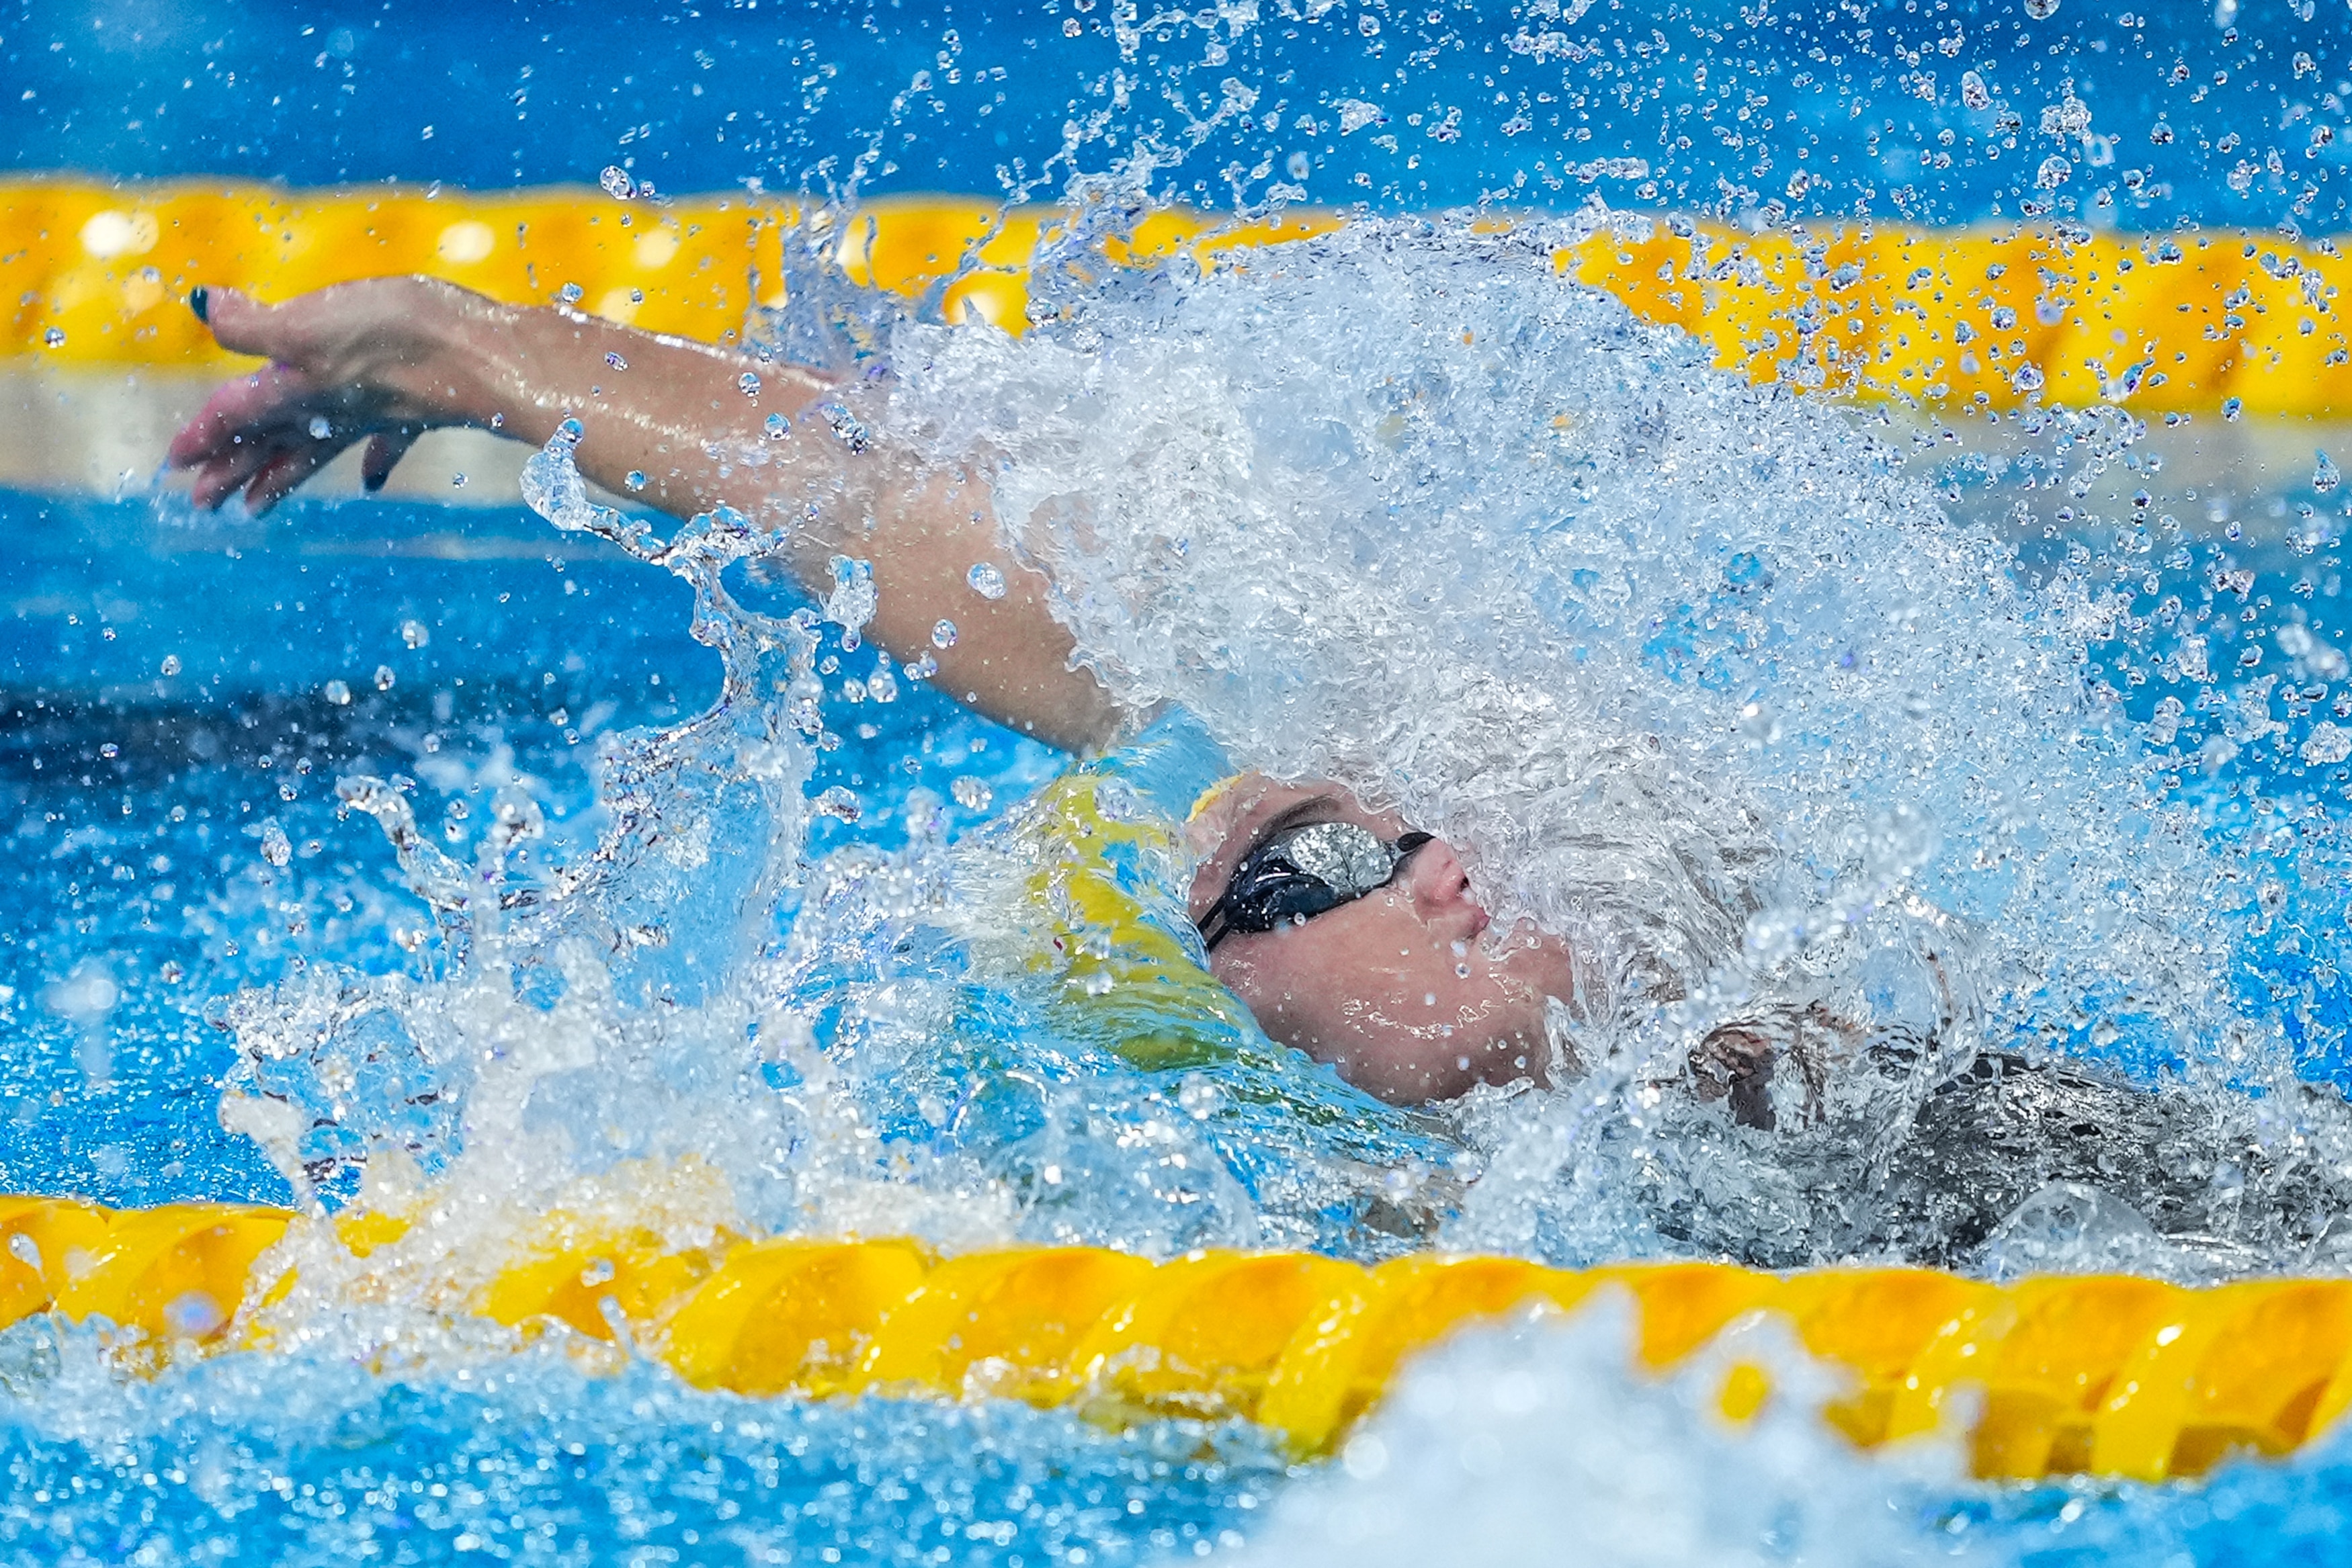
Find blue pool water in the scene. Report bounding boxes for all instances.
[7,3,2352,1565]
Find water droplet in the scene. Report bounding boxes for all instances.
[158,959,183,984]
[163,1289,224,1339]
[821,404,869,451]
[2303,722,2352,766]
[1960,71,1992,110]
[374,664,396,691]
[400,619,431,648]
[1287,150,1313,181]
[739,371,762,398]
[951,776,995,811]
[2011,361,2046,392]
[967,562,1008,600]
[2316,451,2341,493]
[813,786,862,823]
[598,165,636,200]
[323,679,353,705]
[2223,396,2244,421]
[1177,1074,1224,1119]
[42,327,64,348]
[931,619,958,649]
[158,654,181,677]
[557,281,583,305]
[258,821,292,868]
[605,350,628,369]
[307,415,333,440]
[2023,0,2058,17]
[450,472,467,488]
[626,470,648,491]
[765,412,791,439]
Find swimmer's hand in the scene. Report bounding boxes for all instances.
[167,279,487,515]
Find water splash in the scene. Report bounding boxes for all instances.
[884,210,2352,1267]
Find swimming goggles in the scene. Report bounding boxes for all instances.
[1198,820,1435,951]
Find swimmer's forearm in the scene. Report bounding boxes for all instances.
[420,300,1124,751]
[404,292,831,520]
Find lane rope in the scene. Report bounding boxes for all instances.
[6,1191,2351,1482]
[0,179,2343,415]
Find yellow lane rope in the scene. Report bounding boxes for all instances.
[0,179,2343,417]
[7,1191,2352,1483]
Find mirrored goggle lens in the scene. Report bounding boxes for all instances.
[1203,823,1431,948]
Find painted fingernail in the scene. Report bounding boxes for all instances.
[188,287,210,324]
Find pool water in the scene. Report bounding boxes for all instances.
[7,3,2352,1565]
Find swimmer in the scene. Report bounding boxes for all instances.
[166,277,1581,1107]
[155,275,2352,1270]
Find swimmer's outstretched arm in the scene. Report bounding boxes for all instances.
[165,277,1122,754]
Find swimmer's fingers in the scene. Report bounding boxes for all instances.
[185,432,292,511]
[360,430,420,493]
[167,363,322,472]
[192,286,276,359]
[196,284,348,374]
[241,441,343,517]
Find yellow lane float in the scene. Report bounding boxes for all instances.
[9,1192,2352,1483]
[0,178,2341,416]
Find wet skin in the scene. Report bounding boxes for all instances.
[165,277,1581,1108]
[1187,775,1580,1104]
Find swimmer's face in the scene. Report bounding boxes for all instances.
[1187,776,1578,1105]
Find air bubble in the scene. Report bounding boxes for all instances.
[967,562,1009,600]
[598,165,636,200]
[158,654,181,677]
[400,619,431,648]
[2316,451,2341,494]
[374,665,396,691]
[931,619,958,649]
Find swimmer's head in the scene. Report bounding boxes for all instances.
[1186,774,1579,1104]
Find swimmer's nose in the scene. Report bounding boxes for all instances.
[1396,834,1484,928]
